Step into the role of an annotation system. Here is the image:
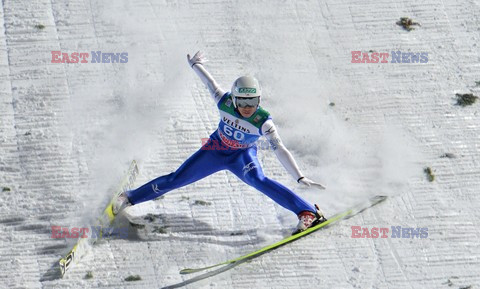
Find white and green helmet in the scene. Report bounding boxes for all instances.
[231,76,262,108]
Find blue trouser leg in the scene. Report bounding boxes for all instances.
[127,146,225,204]
[127,140,316,216]
[227,146,316,215]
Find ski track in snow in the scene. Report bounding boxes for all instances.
[0,0,479,288]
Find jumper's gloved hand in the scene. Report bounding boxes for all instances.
[298,176,326,190]
[187,51,208,68]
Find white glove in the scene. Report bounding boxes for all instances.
[187,51,208,68]
[298,176,326,190]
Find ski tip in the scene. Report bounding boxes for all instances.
[372,195,388,201]
[179,268,195,275]
[180,266,213,274]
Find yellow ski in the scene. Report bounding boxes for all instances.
[58,160,139,276]
[180,195,387,274]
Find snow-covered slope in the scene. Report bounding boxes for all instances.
[0,0,479,288]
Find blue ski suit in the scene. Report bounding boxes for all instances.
[126,65,317,215]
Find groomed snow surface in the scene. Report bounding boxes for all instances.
[0,0,479,288]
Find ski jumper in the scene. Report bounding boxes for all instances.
[126,65,316,215]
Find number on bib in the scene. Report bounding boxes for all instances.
[223,125,245,141]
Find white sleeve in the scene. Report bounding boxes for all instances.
[261,119,304,181]
[192,63,226,104]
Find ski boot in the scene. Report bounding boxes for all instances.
[292,204,327,235]
[112,191,132,215]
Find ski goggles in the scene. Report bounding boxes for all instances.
[235,96,260,108]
